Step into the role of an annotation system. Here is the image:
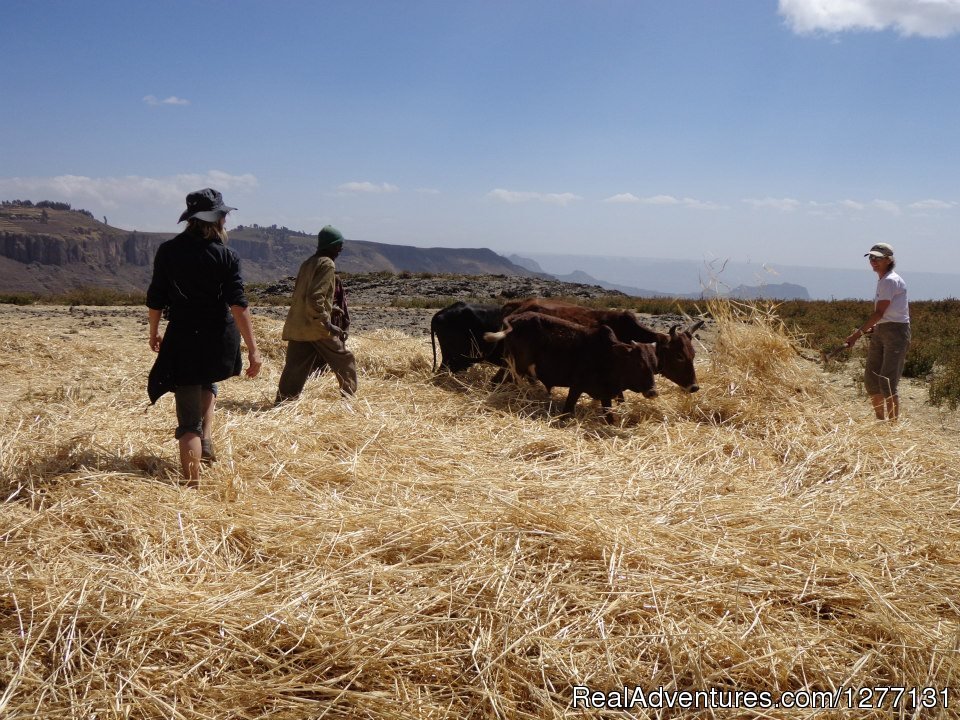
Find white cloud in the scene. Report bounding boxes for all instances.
[779,0,960,38]
[486,189,582,206]
[143,95,190,106]
[603,193,642,204]
[642,194,681,205]
[602,193,724,209]
[872,199,902,214]
[743,197,801,211]
[909,198,956,209]
[804,198,950,216]
[839,199,866,211]
[0,171,257,211]
[679,197,726,210]
[338,181,399,194]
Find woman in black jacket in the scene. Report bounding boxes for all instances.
[147,188,262,484]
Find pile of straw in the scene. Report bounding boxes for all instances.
[1,305,958,718]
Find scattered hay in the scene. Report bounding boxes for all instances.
[1,305,958,718]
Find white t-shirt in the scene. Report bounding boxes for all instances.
[875,270,909,324]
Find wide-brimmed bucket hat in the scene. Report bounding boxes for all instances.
[178,188,237,223]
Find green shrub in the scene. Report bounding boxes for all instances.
[929,355,960,409]
[0,292,38,305]
[902,350,936,379]
[767,298,960,406]
[48,286,145,306]
[390,296,476,309]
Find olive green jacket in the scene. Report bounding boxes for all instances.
[282,254,336,341]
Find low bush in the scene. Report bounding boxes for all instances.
[930,355,960,409]
[48,286,145,306]
[390,296,481,309]
[0,292,38,305]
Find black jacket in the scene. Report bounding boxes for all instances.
[146,227,248,403]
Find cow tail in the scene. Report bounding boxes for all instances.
[430,324,438,371]
[483,318,512,344]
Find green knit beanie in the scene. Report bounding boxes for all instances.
[317,225,344,251]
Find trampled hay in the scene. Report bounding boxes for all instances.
[0,304,958,718]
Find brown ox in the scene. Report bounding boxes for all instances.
[502,298,703,392]
[484,311,658,422]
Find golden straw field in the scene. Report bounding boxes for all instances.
[1,303,959,719]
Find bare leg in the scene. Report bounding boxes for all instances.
[201,389,215,439]
[201,389,217,463]
[179,432,202,485]
[869,394,886,420]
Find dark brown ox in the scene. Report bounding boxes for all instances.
[502,298,703,392]
[484,311,659,422]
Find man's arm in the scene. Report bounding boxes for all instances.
[308,260,345,339]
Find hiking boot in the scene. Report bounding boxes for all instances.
[201,439,217,465]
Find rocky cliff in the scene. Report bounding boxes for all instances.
[0,205,538,294]
[1,230,155,267]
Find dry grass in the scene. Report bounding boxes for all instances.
[1,304,958,718]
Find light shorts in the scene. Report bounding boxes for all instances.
[864,322,911,397]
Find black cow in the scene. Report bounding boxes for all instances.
[484,311,659,422]
[502,298,703,392]
[430,302,506,373]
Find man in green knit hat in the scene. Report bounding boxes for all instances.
[276,225,357,402]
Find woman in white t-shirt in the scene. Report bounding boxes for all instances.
[845,243,911,420]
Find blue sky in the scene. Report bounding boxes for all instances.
[2,0,959,274]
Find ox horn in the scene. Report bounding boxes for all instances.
[669,324,681,337]
[687,319,705,334]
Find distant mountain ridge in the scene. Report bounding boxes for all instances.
[509,253,809,300]
[520,251,960,301]
[0,202,842,302]
[0,204,543,294]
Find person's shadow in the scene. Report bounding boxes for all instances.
[3,444,183,501]
[215,397,275,412]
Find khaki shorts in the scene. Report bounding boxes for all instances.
[864,322,911,397]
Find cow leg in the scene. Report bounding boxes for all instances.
[561,388,582,417]
[600,397,615,424]
[490,367,508,385]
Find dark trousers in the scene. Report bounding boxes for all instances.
[173,383,217,439]
[276,337,357,402]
